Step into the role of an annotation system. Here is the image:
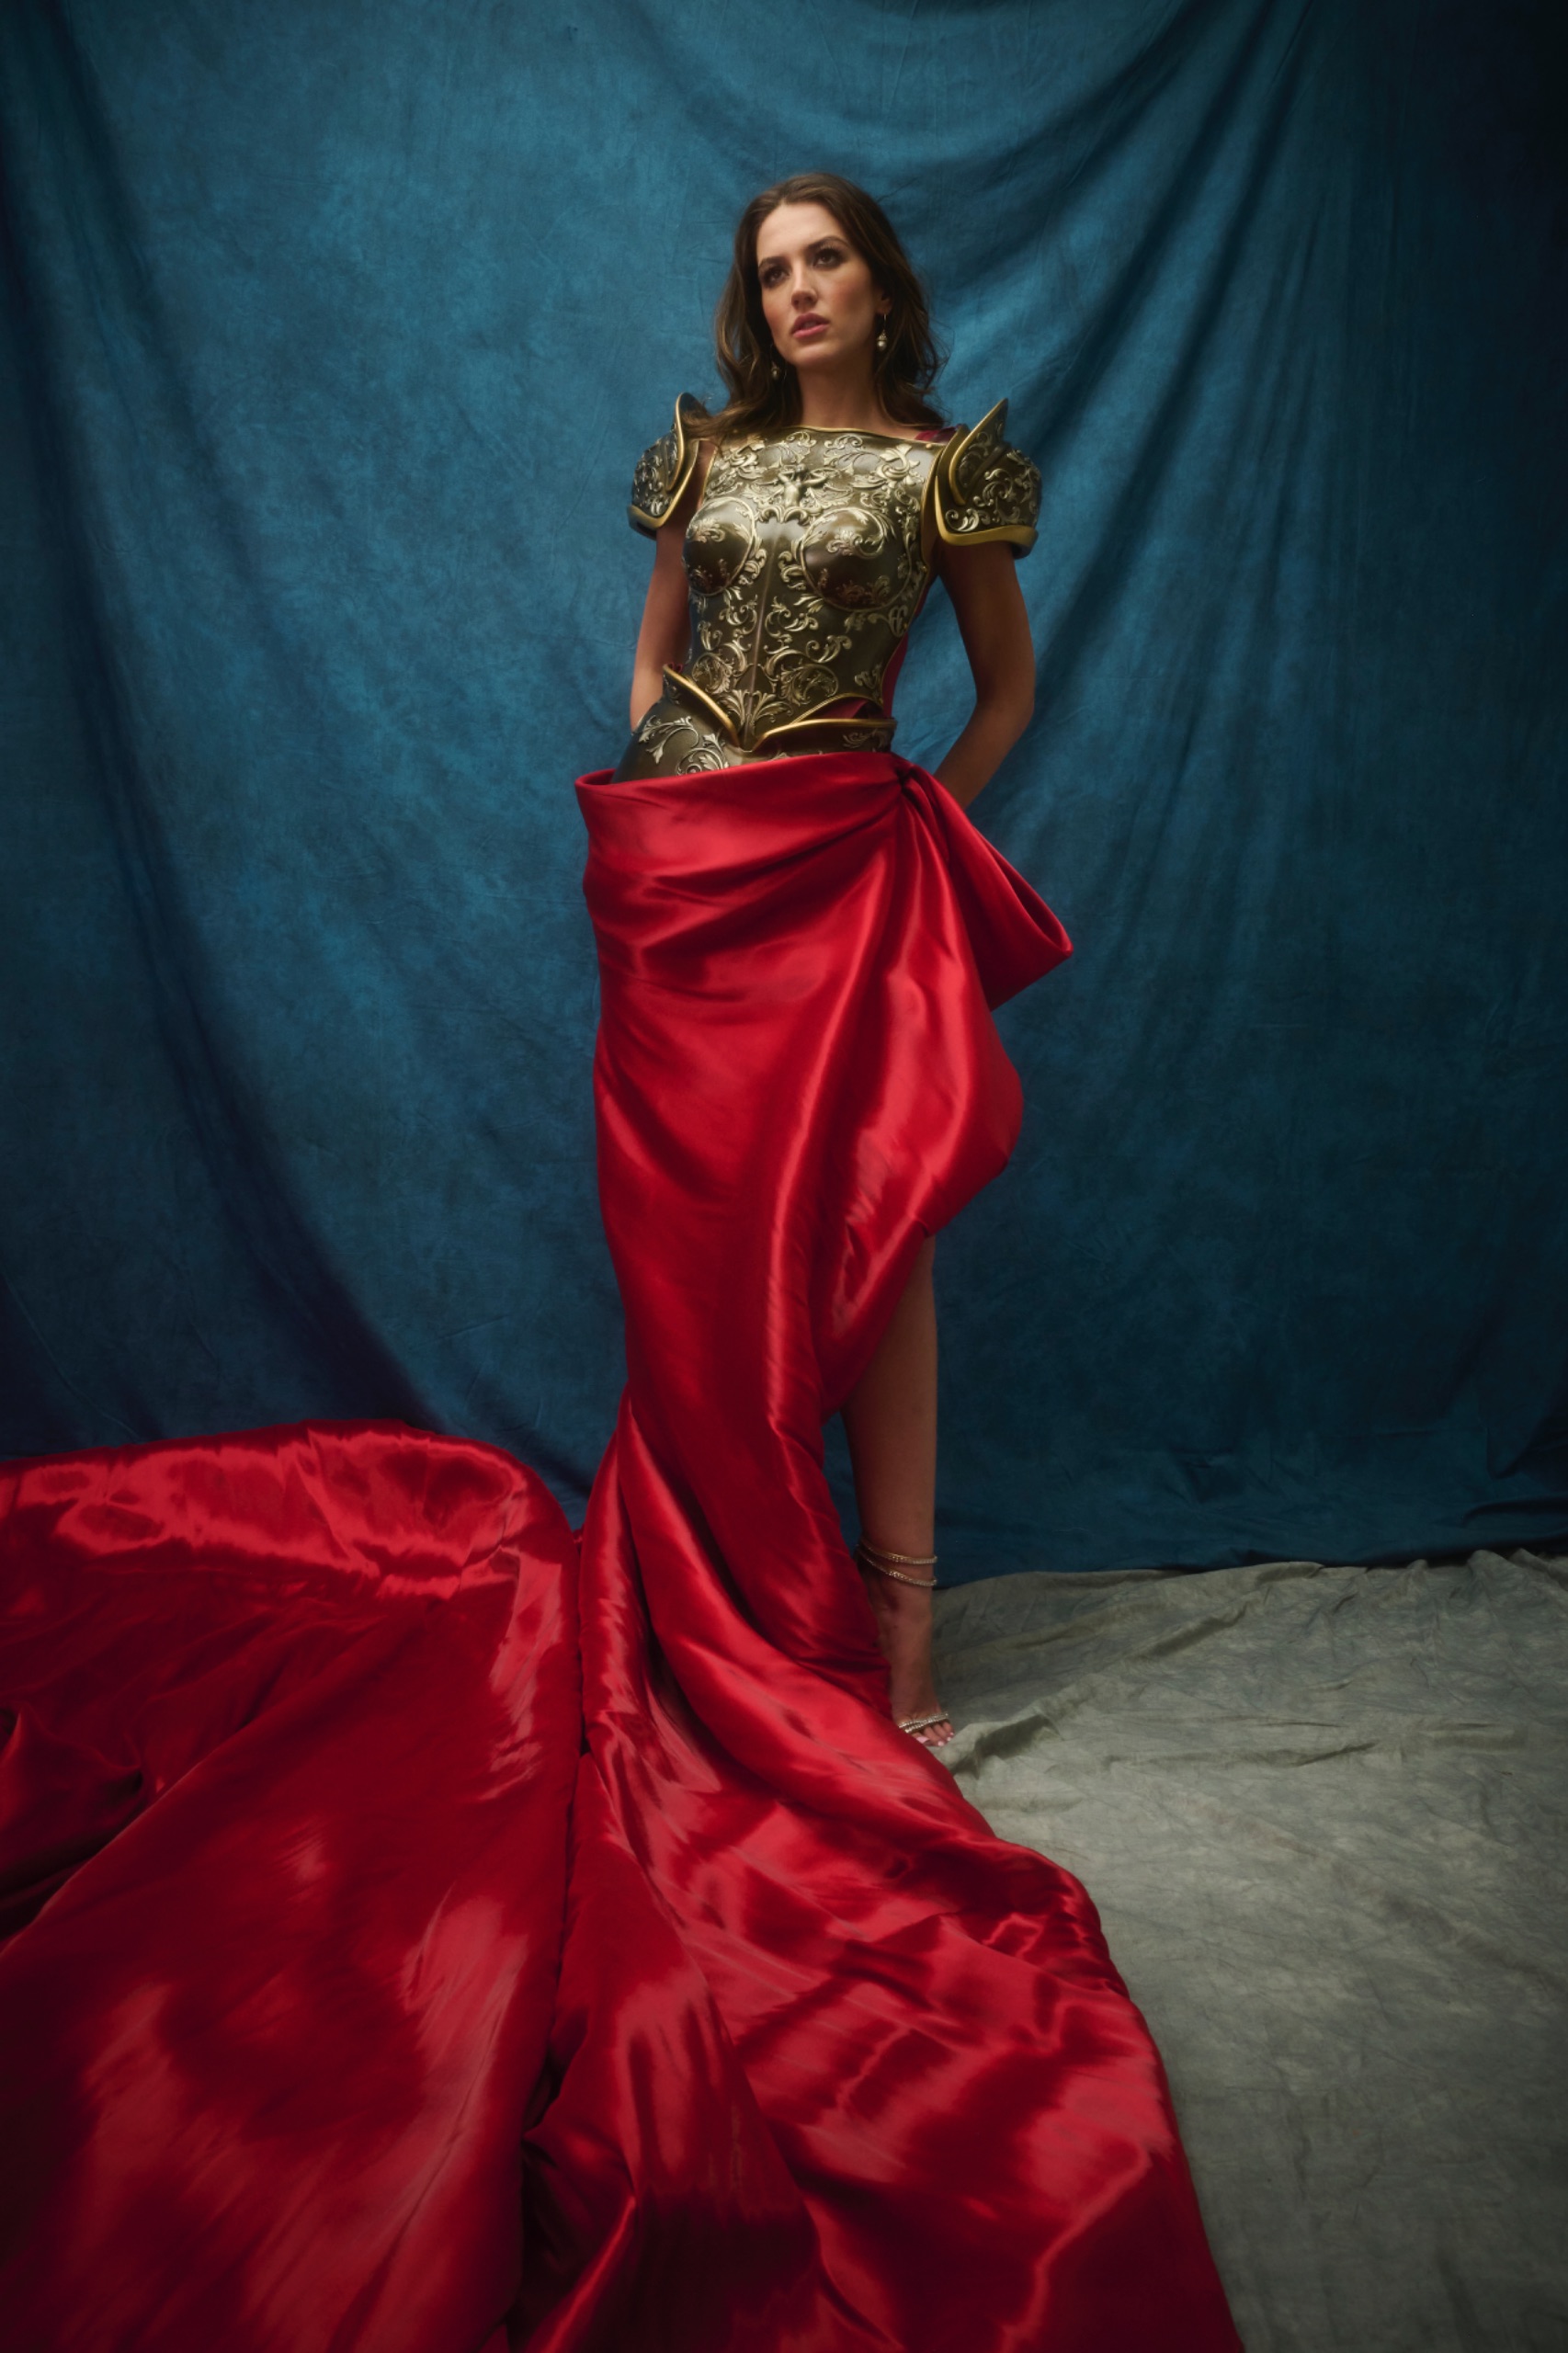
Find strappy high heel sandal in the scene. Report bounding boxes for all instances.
[895,1709,953,1739]
[857,1540,953,1745]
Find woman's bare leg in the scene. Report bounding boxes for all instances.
[842,1237,951,1746]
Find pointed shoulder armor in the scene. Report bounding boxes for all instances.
[629,393,708,535]
[931,399,1040,554]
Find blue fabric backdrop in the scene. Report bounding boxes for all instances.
[2,0,1564,1574]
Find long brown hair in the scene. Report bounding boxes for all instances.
[696,173,944,443]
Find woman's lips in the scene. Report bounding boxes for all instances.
[790,316,828,342]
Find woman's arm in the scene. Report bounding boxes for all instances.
[628,452,710,729]
[931,541,1037,808]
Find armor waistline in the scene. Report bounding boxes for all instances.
[615,669,897,782]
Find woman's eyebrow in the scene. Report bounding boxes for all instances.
[758,239,844,268]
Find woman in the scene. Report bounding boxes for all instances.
[0,179,1241,2353]
[608,172,1047,1750]
[564,173,1242,2347]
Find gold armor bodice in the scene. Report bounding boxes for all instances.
[614,394,1040,779]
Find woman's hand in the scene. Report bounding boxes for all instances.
[932,540,1037,807]
[627,451,711,730]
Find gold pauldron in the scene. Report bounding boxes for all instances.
[929,399,1041,554]
[628,392,707,535]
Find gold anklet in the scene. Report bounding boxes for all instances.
[858,1539,938,1568]
[857,1539,938,1589]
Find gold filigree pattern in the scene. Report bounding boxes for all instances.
[617,407,1037,779]
[688,428,935,754]
[628,394,707,536]
[934,401,1040,552]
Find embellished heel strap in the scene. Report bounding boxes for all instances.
[857,1538,938,1590]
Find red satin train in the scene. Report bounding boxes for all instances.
[0,754,1239,2350]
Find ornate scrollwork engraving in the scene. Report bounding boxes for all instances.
[680,429,935,754]
[684,498,756,593]
[935,401,1040,551]
[628,393,707,534]
[616,407,1038,779]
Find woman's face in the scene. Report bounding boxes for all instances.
[755,201,887,378]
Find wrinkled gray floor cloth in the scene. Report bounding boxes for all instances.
[936,1551,1568,2353]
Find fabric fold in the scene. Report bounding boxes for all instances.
[0,755,1238,2349]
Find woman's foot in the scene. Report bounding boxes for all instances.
[857,1561,953,1747]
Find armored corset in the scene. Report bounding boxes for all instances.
[616,395,1040,781]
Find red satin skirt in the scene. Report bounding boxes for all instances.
[0,753,1240,2350]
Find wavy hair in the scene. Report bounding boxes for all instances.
[696,173,944,443]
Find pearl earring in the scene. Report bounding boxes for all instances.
[876,320,889,352]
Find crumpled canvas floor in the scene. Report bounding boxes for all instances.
[937,1551,1568,2353]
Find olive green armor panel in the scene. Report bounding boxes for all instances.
[617,397,1040,780]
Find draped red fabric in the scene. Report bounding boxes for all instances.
[0,1425,580,2351]
[0,753,1239,2349]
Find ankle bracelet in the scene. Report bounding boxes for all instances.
[858,1538,938,1569]
[857,1538,938,1590]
